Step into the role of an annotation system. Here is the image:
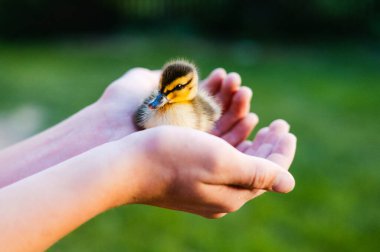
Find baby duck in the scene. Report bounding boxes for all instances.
[135,60,221,132]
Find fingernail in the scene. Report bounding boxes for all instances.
[273,172,295,193]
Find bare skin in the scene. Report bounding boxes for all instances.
[0,124,295,252]
[120,125,296,218]
[0,68,257,188]
[0,68,296,251]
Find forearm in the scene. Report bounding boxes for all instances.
[0,102,115,188]
[0,142,130,252]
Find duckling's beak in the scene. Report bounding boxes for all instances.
[148,92,168,109]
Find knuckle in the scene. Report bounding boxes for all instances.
[237,108,248,118]
[236,88,252,105]
[249,167,270,190]
[241,118,254,132]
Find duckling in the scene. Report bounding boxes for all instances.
[135,60,221,132]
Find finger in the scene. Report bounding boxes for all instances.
[267,133,297,170]
[146,70,161,85]
[249,127,270,153]
[225,155,296,193]
[151,70,162,79]
[250,120,291,158]
[252,143,274,158]
[269,119,290,131]
[213,87,252,136]
[121,67,151,79]
[237,141,252,153]
[118,68,160,89]
[235,131,296,200]
[251,119,290,157]
[221,113,258,147]
[264,119,290,144]
[201,68,227,95]
[215,72,241,112]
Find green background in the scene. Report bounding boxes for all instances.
[0,1,379,251]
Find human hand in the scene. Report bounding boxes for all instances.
[237,119,297,198]
[0,66,258,188]
[0,120,296,251]
[202,70,258,147]
[95,68,256,147]
[115,124,295,219]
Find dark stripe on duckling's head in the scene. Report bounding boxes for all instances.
[160,61,195,90]
[157,59,199,104]
[163,78,193,96]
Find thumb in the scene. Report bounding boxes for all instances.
[227,155,296,193]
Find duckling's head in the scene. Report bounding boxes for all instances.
[149,60,198,109]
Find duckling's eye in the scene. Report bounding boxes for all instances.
[174,84,185,91]
[175,78,193,91]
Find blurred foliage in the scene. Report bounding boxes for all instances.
[0,34,379,251]
[0,0,379,39]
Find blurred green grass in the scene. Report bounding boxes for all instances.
[0,35,379,251]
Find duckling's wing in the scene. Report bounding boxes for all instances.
[134,91,157,129]
[193,90,221,131]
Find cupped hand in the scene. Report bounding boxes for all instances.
[96,68,161,140]
[201,69,258,147]
[97,68,297,219]
[237,119,297,199]
[96,68,256,147]
[118,124,296,219]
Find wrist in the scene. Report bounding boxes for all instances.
[62,99,133,148]
[90,98,138,142]
[73,101,152,207]
[104,136,146,208]
[49,103,112,156]
[76,102,115,144]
